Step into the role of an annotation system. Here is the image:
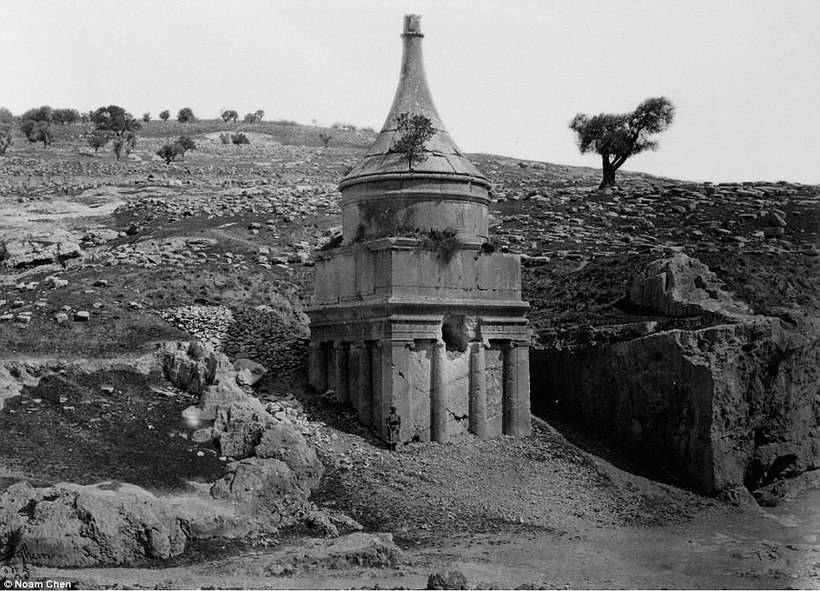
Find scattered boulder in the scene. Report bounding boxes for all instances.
[213,399,273,458]
[234,357,267,386]
[255,421,323,489]
[628,252,750,318]
[0,239,81,269]
[161,341,220,394]
[305,510,364,539]
[752,468,820,507]
[262,533,402,575]
[718,485,760,508]
[82,228,120,245]
[0,481,187,567]
[210,457,308,518]
[427,570,468,590]
[0,364,29,412]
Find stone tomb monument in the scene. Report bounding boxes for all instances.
[307,15,531,443]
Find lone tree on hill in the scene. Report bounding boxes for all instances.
[177,107,195,124]
[0,107,13,156]
[221,110,238,124]
[20,106,54,147]
[255,109,265,123]
[159,110,170,122]
[569,96,675,189]
[390,112,435,170]
[91,105,141,160]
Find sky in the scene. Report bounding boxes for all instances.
[3,0,820,184]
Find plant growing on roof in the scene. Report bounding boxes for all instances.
[390,112,435,170]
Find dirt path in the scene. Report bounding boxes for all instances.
[29,488,819,589]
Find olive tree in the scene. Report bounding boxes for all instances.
[91,105,141,160]
[569,96,675,189]
[20,106,54,147]
[53,108,80,125]
[177,107,195,124]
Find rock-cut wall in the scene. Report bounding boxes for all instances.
[533,317,819,495]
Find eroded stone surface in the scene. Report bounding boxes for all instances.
[628,252,750,318]
[0,481,187,567]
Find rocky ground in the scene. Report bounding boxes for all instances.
[1,121,819,588]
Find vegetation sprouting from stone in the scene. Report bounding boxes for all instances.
[569,96,675,189]
[319,234,344,250]
[421,227,460,263]
[390,112,435,170]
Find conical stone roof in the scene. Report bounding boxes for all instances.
[339,15,489,190]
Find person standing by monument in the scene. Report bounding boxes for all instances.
[386,406,401,451]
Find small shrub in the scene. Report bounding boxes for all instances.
[87,131,110,153]
[421,227,459,262]
[231,132,250,145]
[176,134,196,154]
[390,112,435,170]
[480,236,502,254]
[318,132,332,148]
[319,234,344,250]
[142,112,151,123]
[156,143,182,164]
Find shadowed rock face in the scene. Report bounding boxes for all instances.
[535,316,819,494]
[533,254,820,495]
